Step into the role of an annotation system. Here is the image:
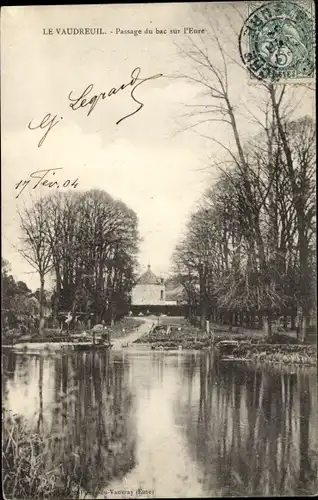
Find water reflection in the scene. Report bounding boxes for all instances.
[3,350,137,498]
[176,354,317,496]
[2,349,317,497]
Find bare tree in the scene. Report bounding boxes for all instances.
[19,197,53,335]
[173,7,315,339]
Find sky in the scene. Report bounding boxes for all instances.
[1,2,315,290]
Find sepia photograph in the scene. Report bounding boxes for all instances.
[1,1,317,498]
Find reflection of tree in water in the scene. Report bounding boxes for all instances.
[36,356,44,433]
[176,353,317,496]
[2,352,48,420]
[298,373,317,493]
[174,353,199,422]
[2,351,17,407]
[46,351,137,497]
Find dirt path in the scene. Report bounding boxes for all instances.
[110,317,154,349]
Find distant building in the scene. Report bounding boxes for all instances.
[130,265,189,316]
[165,286,186,304]
[131,265,166,306]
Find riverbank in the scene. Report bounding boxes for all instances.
[2,317,144,346]
[134,321,211,350]
[134,322,265,350]
[2,409,87,499]
[230,343,317,366]
[134,324,317,366]
[110,317,154,349]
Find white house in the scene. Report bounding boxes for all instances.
[131,265,166,306]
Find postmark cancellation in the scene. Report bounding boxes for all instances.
[239,0,315,83]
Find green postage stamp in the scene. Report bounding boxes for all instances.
[239,1,315,82]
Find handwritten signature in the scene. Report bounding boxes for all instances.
[15,168,79,198]
[28,67,163,147]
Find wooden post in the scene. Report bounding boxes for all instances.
[206,320,211,348]
[206,320,210,335]
[207,320,214,348]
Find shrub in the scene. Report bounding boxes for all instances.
[265,333,299,345]
[2,410,82,499]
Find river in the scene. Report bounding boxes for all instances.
[2,347,317,498]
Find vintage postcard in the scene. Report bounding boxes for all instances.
[1,2,316,499]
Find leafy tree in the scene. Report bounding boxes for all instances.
[1,258,34,331]
[19,189,140,331]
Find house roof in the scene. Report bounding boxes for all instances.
[136,265,162,285]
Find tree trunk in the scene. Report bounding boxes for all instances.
[263,315,272,337]
[250,312,255,329]
[232,312,236,326]
[199,265,207,330]
[200,302,207,330]
[246,312,250,328]
[291,314,296,331]
[270,86,311,344]
[53,273,61,325]
[299,314,309,344]
[298,217,310,343]
[37,357,44,432]
[237,311,242,326]
[39,275,45,336]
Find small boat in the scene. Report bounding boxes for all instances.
[215,340,240,358]
[73,342,112,352]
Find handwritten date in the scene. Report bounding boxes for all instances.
[15,168,79,199]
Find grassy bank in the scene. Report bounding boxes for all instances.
[2,410,83,499]
[134,322,267,350]
[106,317,144,339]
[134,323,211,350]
[3,317,144,345]
[230,343,317,366]
[134,323,317,365]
